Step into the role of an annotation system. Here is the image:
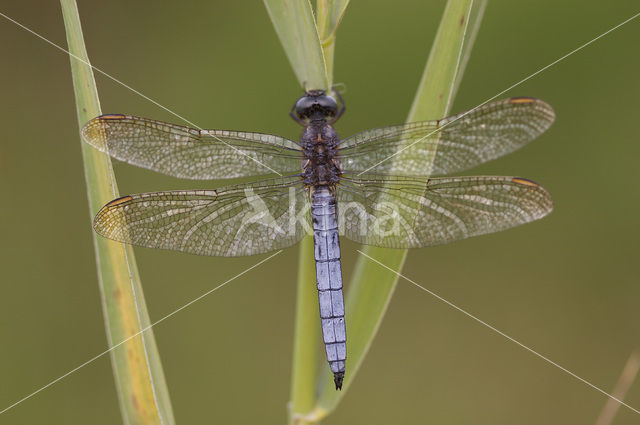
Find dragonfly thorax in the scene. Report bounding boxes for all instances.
[301,122,341,186]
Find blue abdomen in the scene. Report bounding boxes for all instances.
[311,185,346,389]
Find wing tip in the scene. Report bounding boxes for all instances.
[81,114,125,149]
[512,176,554,216]
[92,196,133,240]
[508,96,556,123]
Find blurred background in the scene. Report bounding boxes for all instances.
[1,1,639,424]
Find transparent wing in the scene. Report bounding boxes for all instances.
[94,176,311,257]
[339,97,554,176]
[337,173,553,248]
[81,114,302,179]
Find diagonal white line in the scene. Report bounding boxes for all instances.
[356,250,640,416]
[0,250,282,415]
[357,10,640,176]
[0,11,284,177]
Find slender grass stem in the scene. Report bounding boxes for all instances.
[61,1,175,423]
[262,1,331,422]
[263,1,351,422]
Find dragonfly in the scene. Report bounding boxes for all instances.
[81,90,554,390]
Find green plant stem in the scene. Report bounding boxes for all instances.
[266,0,330,421]
[310,0,486,418]
[289,235,320,424]
[276,1,350,422]
[263,0,329,90]
[316,0,350,81]
[61,1,175,424]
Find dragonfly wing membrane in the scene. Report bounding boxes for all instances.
[338,174,553,248]
[339,97,554,176]
[94,176,311,256]
[81,114,302,179]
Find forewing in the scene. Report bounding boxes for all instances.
[94,176,311,256]
[338,174,553,248]
[339,98,554,176]
[81,114,302,179]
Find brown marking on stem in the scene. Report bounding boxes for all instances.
[131,394,139,411]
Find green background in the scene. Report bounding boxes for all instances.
[1,1,639,424]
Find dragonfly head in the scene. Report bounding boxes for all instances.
[293,90,338,122]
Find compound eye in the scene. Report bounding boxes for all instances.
[318,95,338,115]
[295,96,315,117]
